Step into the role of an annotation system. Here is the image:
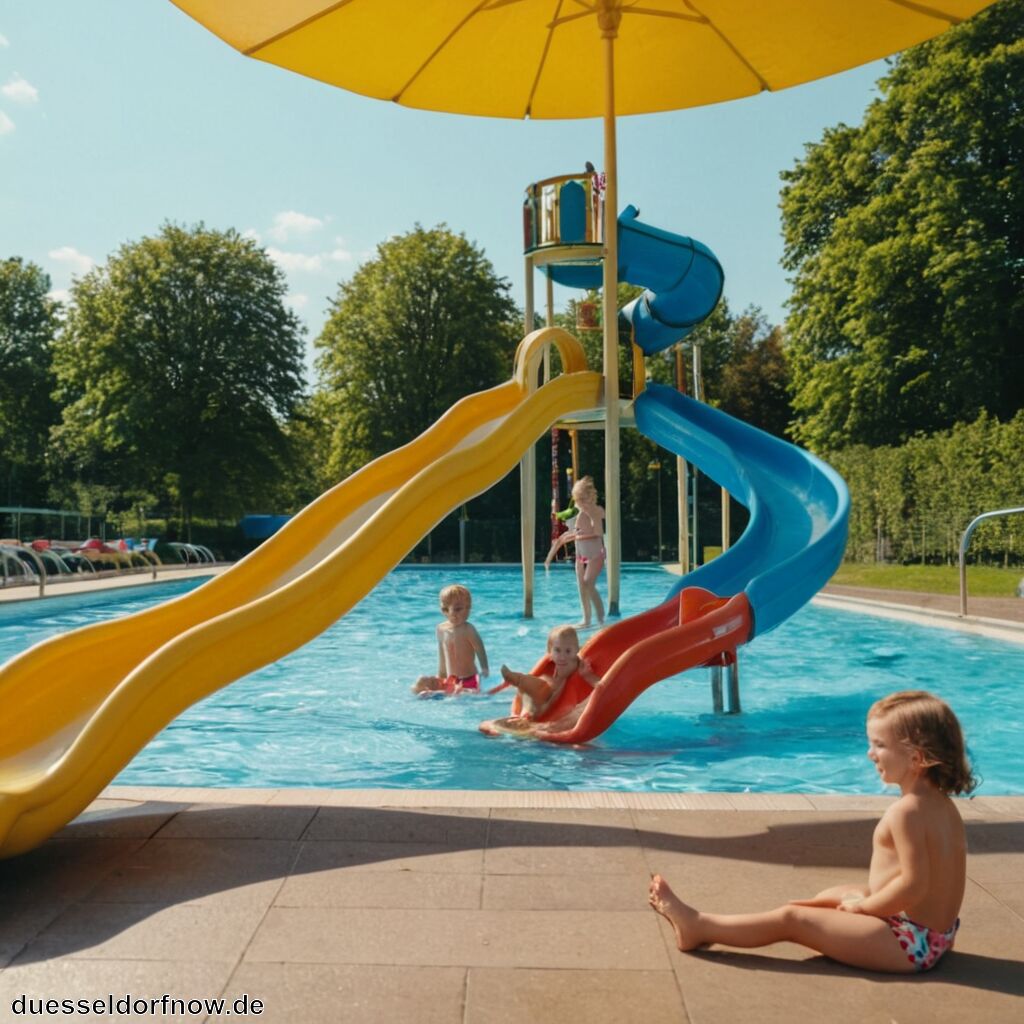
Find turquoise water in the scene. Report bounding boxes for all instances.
[2,566,1022,794]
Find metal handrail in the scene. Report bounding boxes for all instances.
[958,506,1024,616]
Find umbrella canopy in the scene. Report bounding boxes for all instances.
[170,0,995,118]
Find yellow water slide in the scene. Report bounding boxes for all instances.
[0,329,599,858]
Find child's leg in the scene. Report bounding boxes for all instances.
[582,554,605,623]
[575,559,594,625]
[500,666,552,708]
[649,876,914,974]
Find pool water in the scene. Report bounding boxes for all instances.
[2,566,1022,794]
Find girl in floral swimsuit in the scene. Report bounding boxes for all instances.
[649,690,976,973]
[544,476,605,628]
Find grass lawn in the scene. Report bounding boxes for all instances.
[831,563,1023,597]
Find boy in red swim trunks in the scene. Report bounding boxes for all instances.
[411,584,489,696]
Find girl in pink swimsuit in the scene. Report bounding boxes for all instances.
[544,476,605,628]
[649,690,976,973]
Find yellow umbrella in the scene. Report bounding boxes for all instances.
[170,0,998,611]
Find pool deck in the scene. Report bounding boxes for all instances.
[1,575,1022,1021]
[1,789,1021,1023]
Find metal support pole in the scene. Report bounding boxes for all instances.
[725,657,741,714]
[710,666,723,714]
[600,7,622,616]
[675,343,689,573]
[520,255,536,617]
[691,342,703,565]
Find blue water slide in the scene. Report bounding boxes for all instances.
[635,384,850,639]
[542,205,724,353]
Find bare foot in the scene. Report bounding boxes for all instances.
[648,875,703,951]
[500,664,516,684]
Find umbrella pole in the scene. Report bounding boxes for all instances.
[601,16,621,616]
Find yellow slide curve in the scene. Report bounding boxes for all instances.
[0,328,599,859]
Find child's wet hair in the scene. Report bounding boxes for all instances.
[547,624,580,650]
[439,584,471,611]
[868,690,977,795]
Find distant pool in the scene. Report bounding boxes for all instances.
[3,566,1022,794]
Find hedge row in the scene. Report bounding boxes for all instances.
[827,411,1024,565]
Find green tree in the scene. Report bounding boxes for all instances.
[781,0,1024,449]
[51,224,306,534]
[0,258,60,506]
[316,224,520,478]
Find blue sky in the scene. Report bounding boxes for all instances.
[1,2,885,379]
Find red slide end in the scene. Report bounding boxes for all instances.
[534,587,753,744]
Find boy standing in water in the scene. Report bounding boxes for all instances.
[412,584,489,696]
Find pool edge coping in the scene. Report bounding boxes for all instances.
[96,785,1024,817]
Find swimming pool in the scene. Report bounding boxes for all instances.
[3,566,1022,794]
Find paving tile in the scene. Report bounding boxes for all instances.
[0,840,142,905]
[56,799,182,840]
[0,904,64,969]
[465,967,686,1024]
[0,959,234,1020]
[223,962,466,1023]
[724,793,816,811]
[154,803,317,840]
[966,851,1024,883]
[277,869,482,910]
[964,818,1024,853]
[99,786,188,803]
[979,880,1024,919]
[667,949,905,1024]
[12,902,267,964]
[170,787,279,805]
[483,840,647,876]
[303,806,488,845]
[84,838,298,907]
[482,872,643,912]
[958,882,1024,960]
[292,839,484,875]
[245,907,670,970]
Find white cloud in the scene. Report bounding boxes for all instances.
[2,75,38,103]
[328,246,353,262]
[0,111,13,135]
[47,288,70,304]
[266,247,323,273]
[49,245,95,275]
[286,293,310,310]
[268,210,324,242]
[241,227,261,243]
[0,34,9,48]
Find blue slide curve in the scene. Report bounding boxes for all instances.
[636,385,849,639]
[543,205,725,350]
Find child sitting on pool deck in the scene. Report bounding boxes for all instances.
[481,624,599,733]
[650,690,977,974]
[411,584,489,696]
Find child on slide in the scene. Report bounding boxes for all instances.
[481,624,599,735]
[650,690,976,973]
[411,584,489,696]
